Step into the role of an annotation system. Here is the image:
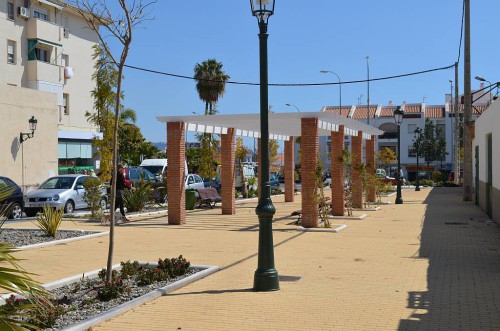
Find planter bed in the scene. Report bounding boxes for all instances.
[2,262,219,331]
[0,228,108,250]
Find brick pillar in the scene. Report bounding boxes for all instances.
[366,136,376,202]
[167,122,186,225]
[331,126,345,216]
[221,128,236,215]
[301,118,319,228]
[257,138,261,199]
[284,137,295,202]
[351,131,363,208]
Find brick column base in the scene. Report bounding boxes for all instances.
[351,131,363,209]
[284,137,295,202]
[366,137,376,202]
[166,122,186,225]
[331,126,345,216]
[221,128,236,215]
[301,118,319,227]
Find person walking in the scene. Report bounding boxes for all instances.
[112,163,132,223]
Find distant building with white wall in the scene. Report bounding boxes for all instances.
[1,0,100,186]
[319,101,488,181]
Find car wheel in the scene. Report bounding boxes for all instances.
[100,197,108,210]
[9,203,23,219]
[24,208,38,217]
[64,200,75,214]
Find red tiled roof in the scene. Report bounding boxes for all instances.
[323,106,350,116]
[403,104,422,113]
[352,106,377,119]
[380,106,397,117]
[425,106,445,118]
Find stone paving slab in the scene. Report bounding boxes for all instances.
[9,188,500,330]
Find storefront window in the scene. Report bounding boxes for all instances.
[58,141,93,174]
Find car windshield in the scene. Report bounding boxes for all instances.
[142,165,163,176]
[39,177,76,189]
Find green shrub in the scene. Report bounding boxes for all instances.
[124,179,153,212]
[36,206,64,237]
[432,171,442,183]
[420,179,435,187]
[83,177,104,219]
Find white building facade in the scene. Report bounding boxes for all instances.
[1,0,100,185]
[319,102,487,181]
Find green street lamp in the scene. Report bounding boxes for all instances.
[20,116,38,143]
[394,106,404,204]
[414,127,422,191]
[250,0,279,292]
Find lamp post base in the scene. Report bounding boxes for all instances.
[253,269,279,291]
[395,197,403,204]
[415,186,420,191]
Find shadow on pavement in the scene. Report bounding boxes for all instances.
[398,187,500,330]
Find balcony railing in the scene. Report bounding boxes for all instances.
[27,60,62,83]
[27,18,61,43]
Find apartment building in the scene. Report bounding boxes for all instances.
[319,101,488,181]
[1,0,100,186]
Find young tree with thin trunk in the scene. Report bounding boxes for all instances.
[73,0,155,283]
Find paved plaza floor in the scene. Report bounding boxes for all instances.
[9,187,500,330]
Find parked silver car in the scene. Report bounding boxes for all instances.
[24,175,107,217]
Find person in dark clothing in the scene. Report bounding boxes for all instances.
[112,163,132,223]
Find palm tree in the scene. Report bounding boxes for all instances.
[193,59,230,183]
[0,185,49,330]
[194,59,230,115]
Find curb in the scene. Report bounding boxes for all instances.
[9,229,109,251]
[297,224,347,233]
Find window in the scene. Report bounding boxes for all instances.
[408,146,417,158]
[436,124,445,138]
[33,8,48,21]
[61,54,69,67]
[407,123,416,134]
[35,47,50,63]
[7,40,16,64]
[7,1,14,20]
[63,94,69,115]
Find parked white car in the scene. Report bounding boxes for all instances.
[24,175,107,216]
[185,174,205,190]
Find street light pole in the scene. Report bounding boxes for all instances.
[320,70,342,116]
[394,106,404,204]
[475,75,492,103]
[250,0,279,292]
[366,56,370,125]
[414,127,422,192]
[285,103,300,112]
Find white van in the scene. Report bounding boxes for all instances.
[140,159,188,179]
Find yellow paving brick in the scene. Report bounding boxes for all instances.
[6,188,500,330]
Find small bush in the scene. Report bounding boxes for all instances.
[432,171,442,183]
[97,268,129,301]
[36,206,64,237]
[124,179,153,212]
[420,179,435,187]
[83,177,104,219]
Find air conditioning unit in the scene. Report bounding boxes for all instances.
[18,6,29,19]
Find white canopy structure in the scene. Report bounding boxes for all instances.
[156,111,384,140]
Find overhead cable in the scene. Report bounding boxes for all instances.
[124,63,455,87]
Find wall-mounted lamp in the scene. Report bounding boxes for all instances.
[19,116,37,143]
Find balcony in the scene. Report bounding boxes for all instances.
[27,18,61,44]
[27,60,62,83]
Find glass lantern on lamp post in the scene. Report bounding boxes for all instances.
[394,106,404,204]
[250,0,279,292]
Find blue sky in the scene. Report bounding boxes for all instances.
[108,1,498,143]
